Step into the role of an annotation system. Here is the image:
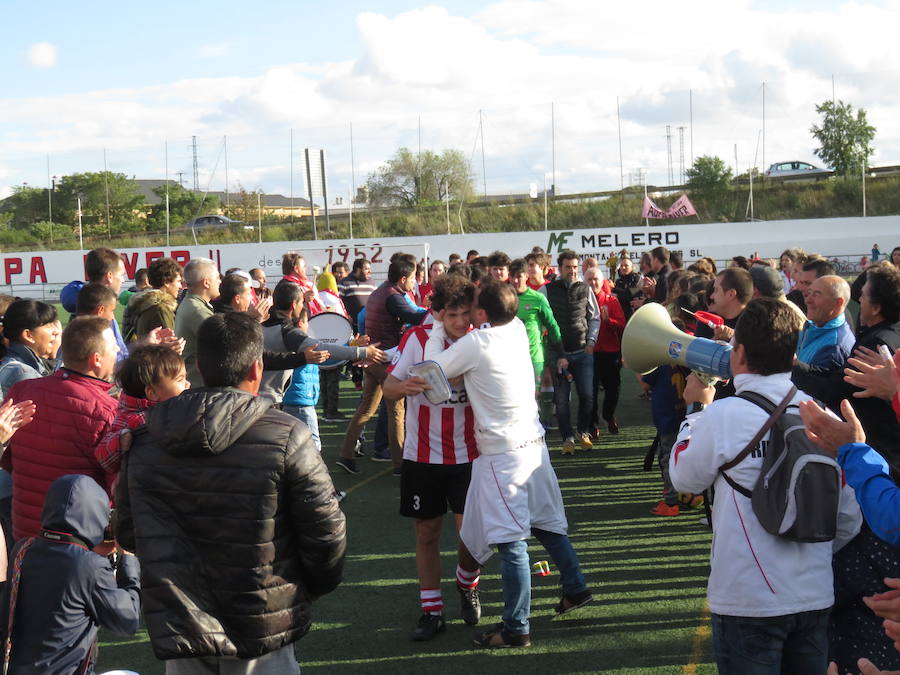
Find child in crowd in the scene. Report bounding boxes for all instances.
[1,474,141,674]
[96,345,189,492]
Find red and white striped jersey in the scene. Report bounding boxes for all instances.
[388,325,478,465]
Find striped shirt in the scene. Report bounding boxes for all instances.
[388,325,478,465]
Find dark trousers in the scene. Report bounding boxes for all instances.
[591,350,621,427]
[320,368,341,416]
[555,350,594,440]
[711,609,829,674]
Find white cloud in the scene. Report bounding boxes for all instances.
[25,42,58,69]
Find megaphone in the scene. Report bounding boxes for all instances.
[622,302,732,378]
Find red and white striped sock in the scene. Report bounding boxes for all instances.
[420,588,443,615]
[456,565,480,590]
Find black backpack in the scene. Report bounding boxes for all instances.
[718,386,841,543]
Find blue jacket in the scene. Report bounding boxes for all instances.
[4,475,141,674]
[0,342,50,399]
[796,315,855,369]
[838,442,900,549]
[283,363,320,407]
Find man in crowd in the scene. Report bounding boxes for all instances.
[641,246,672,304]
[415,259,446,307]
[283,252,323,315]
[509,258,563,393]
[117,311,346,674]
[5,317,119,539]
[670,298,860,673]
[337,258,426,475]
[696,267,753,400]
[339,258,376,331]
[331,261,350,282]
[175,257,221,388]
[487,251,511,282]
[749,265,806,323]
[613,256,642,321]
[787,256,835,315]
[793,263,900,474]
[250,267,270,299]
[126,257,183,340]
[408,281,592,648]
[383,274,483,642]
[524,252,549,290]
[545,249,600,454]
[793,275,854,369]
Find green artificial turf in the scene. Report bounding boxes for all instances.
[96,375,716,674]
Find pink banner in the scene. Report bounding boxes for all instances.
[641,194,697,219]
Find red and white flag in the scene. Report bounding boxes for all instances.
[641,194,697,219]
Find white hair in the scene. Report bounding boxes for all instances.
[184,258,218,287]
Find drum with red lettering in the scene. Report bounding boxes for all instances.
[306,312,354,371]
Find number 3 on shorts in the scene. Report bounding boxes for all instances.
[412,495,421,511]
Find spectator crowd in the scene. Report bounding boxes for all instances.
[0,240,896,673]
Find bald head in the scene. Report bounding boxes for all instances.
[805,275,850,327]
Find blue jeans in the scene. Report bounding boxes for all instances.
[497,528,588,635]
[711,609,830,674]
[283,405,321,452]
[555,350,594,440]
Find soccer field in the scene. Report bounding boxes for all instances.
[98,376,716,674]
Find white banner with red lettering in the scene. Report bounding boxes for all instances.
[641,194,697,219]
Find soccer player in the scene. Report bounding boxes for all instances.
[383,274,483,641]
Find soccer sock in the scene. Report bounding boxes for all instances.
[420,588,443,615]
[456,565,481,590]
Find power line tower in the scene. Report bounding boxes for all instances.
[666,125,674,186]
[678,126,686,184]
[175,171,185,187]
[191,136,199,192]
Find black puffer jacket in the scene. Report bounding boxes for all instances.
[116,387,346,660]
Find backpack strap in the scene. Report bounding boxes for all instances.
[717,387,797,496]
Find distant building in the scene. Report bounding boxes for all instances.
[134,180,319,218]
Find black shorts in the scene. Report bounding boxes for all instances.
[399,460,473,520]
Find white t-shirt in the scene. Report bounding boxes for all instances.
[388,325,478,465]
[425,318,544,456]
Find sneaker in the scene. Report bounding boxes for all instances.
[578,433,593,451]
[353,440,366,458]
[555,589,593,615]
[392,467,402,477]
[560,438,576,456]
[335,457,360,475]
[335,490,347,503]
[370,452,392,463]
[411,613,445,641]
[650,501,679,517]
[473,622,531,648]
[607,418,620,434]
[322,412,348,423]
[589,427,601,441]
[457,585,481,626]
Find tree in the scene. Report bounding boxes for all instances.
[54,172,145,234]
[686,155,732,200]
[148,183,220,228]
[810,100,876,177]
[365,148,474,207]
[2,185,49,229]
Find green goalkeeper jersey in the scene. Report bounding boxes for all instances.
[516,287,563,365]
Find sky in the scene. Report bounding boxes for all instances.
[4,0,900,203]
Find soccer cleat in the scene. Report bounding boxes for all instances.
[457,585,481,626]
[411,613,446,641]
[335,457,360,475]
[650,501,679,517]
[561,438,576,456]
[555,589,594,615]
[607,418,620,434]
[578,433,593,450]
[473,622,531,648]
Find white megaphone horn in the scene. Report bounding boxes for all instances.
[622,302,732,379]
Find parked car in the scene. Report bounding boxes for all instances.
[184,214,244,228]
[765,161,830,178]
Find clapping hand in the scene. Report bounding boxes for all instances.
[0,399,36,445]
